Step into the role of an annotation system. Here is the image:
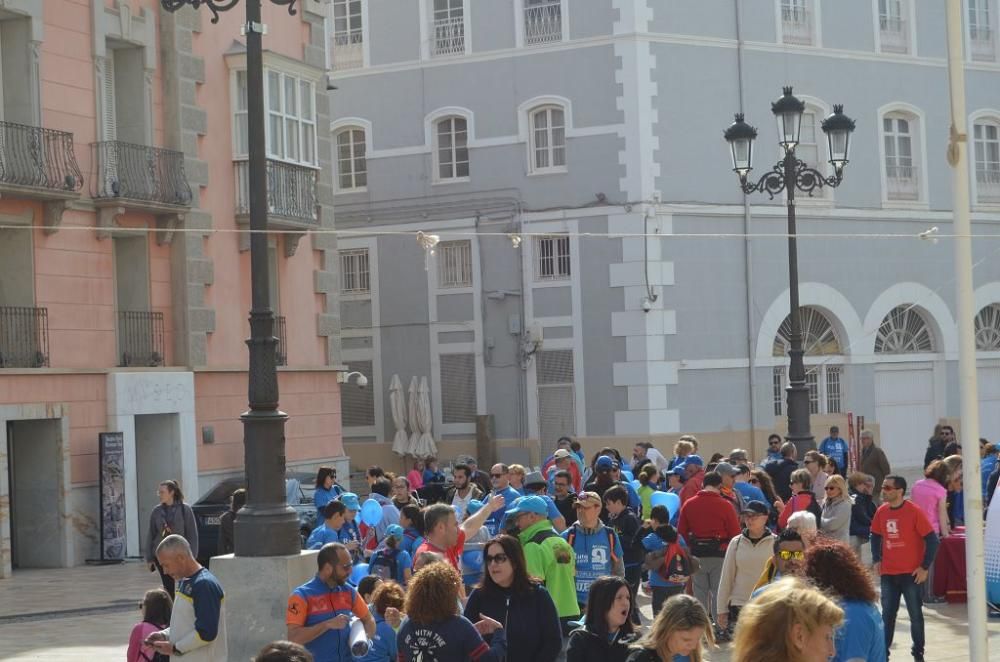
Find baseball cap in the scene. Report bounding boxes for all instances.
[596,456,619,471]
[385,524,404,540]
[524,471,547,488]
[466,499,484,516]
[683,455,704,468]
[715,462,739,477]
[574,491,602,508]
[741,500,770,517]
[669,465,686,477]
[339,492,360,511]
[553,449,572,460]
[505,495,549,517]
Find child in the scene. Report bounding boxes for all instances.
[640,505,692,616]
[357,581,405,662]
[398,504,425,556]
[369,524,413,586]
[127,588,172,662]
[605,485,644,626]
[460,499,490,593]
[636,464,659,519]
[357,575,383,604]
[422,457,445,485]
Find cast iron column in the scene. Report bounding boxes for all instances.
[233,0,301,556]
[782,148,815,456]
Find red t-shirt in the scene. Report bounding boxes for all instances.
[871,499,934,575]
[413,529,466,572]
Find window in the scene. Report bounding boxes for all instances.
[431,0,465,56]
[524,0,563,45]
[883,115,919,200]
[781,0,814,45]
[335,128,367,191]
[440,353,477,423]
[772,307,842,357]
[435,116,469,180]
[342,360,375,427]
[331,0,364,70]
[970,0,996,61]
[436,240,472,288]
[874,305,935,353]
[976,304,1000,350]
[235,70,317,166]
[974,121,1000,203]
[772,307,843,416]
[879,0,910,53]
[530,106,566,172]
[772,366,842,416]
[534,235,571,280]
[340,248,370,294]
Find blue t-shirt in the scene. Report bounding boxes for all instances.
[338,519,363,562]
[833,600,886,662]
[306,522,340,550]
[819,437,849,472]
[369,547,413,585]
[397,614,503,662]
[562,524,624,604]
[486,486,521,535]
[357,612,397,662]
[734,482,767,505]
[402,528,424,556]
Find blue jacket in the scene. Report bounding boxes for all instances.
[306,522,340,550]
[561,523,624,604]
[819,437,849,474]
[641,530,687,589]
[983,455,998,500]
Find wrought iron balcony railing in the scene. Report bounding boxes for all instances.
[0,306,49,368]
[0,122,83,193]
[432,16,465,56]
[234,159,319,225]
[524,2,562,45]
[332,31,364,70]
[276,315,287,366]
[92,141,192,207]
[117,310,165,367]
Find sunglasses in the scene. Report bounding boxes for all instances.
[881,484,899,492]
[485,553,509,565]
[490,473,505,478]
[824,486,838,492]
[778,550,805,561]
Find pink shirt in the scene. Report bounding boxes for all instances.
[911,478,947,533]
[407,469,424,490]
[127,621,163,662]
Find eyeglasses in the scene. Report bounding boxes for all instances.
[881,484,899,492]
[490,473,505,479]
[778,550,805,561]
[485,553,509,565]
[824,486,838,492]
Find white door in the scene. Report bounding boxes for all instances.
[978,364,1000,443]
[874,365,935,468]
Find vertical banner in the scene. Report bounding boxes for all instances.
[847,412,858,473]
[99,432,127,562]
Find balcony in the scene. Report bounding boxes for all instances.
[431,16,465,56]
[879,15,909,53]
[234,159,318,256]
[781,6,813,45]
[117,310,165,367]
[0,306,49,368]
[91,141,192,243]
[332,31,364,70]
[524,2,562,45]
[886,163,920,201]
[978,168,1000,204]
[0,121,84,232]
[972,25,995,61]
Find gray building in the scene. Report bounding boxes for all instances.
[327,0,1000,470]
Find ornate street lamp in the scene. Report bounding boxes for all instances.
[161,0,301,557]
[724,87,856,457]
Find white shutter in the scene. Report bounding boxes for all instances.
[441,353,477,423]
[103,55,117,141]
[537,349,575,457]
[342,360,375,427]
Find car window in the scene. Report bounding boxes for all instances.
[197,477,245,505]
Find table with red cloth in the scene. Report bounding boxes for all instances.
[933,527,967,603]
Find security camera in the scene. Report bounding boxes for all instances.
[356,374,368,389]
[641,297,653,313]
[338,371,368,388]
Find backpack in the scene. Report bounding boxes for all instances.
[798,493,822,523]
[369,547,399,582]
[657,542,693,584]
[564,525,619,563]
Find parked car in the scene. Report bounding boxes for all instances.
[192,472,317,565]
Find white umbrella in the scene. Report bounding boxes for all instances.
[415,376,437,458]
[406,376,420,456]
[389,374,408,456]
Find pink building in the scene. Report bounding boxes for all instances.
[0,0,345,577]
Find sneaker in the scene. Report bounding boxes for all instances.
[714,626,731,643]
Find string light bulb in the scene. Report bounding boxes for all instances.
[508,233,523,248]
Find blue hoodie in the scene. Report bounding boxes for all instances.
[641,530,687,589]
[561,523,624,604]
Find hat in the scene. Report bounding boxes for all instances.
[466,499,485,516]
[553,449,572,460]
[339,492,360,511]
[596,456,619,471]
[385,524,404,540]
[524,471,547,488]
[715,462,739,477]
[669,465,686,477]
[574,491,602,508]
[741,500,770,517]
[505,495,549,517]
[683,455,704,468]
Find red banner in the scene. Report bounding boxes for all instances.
[847,412,858,473]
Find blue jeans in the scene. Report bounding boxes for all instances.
[881,573,924,657]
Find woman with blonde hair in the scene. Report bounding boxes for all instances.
[819,474,852,544]
[508,464,527,494]
[731,577,843,662]
[668,440,695,471]
[626,593,714,662]
[803,451,830,503]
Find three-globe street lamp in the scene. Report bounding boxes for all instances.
[724,87,856,457]
[161,0,301,557]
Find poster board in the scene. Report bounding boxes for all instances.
[99,432,127,561]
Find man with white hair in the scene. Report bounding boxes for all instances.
[145,534,228,661]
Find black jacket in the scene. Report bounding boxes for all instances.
[464,583,562,662]
[849,490,877,539]
[626,650,664,662]
[566,626,637,662]
[924,438,946,469]
[607,508,644,567]
[554,493,577,526]
[765,458,799,501]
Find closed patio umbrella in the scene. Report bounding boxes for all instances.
[406,376,420,456]
[389,374,408,456]
[415,376,437,459]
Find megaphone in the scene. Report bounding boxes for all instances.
[349,616,371,658]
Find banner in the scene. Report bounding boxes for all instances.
[99,432,127,561]
[847,412,858,473]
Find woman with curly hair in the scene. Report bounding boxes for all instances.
[626,593,714,662]
[731,577,842,662]
[396,562,506,662]
[803,539,886,662]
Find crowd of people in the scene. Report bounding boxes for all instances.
[130,425,984,662]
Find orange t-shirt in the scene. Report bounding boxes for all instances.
[871,500,934,575]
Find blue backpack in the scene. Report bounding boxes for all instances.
[369,547,400,582]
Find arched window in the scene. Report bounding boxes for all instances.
[335,127,367,191]
[976,303,1000,350]
[529,105,566,173]
[874,305,935,353]
[435,116,469,180]
[772,307,843,416]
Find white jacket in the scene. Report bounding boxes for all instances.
[717,531,776,610]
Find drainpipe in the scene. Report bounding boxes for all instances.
[735,0,759,447]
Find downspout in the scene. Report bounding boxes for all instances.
[735,0,759,447]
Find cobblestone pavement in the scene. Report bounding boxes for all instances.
[0,561,998,660]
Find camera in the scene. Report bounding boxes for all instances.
[356,374,368,389]
[641,297,653,313]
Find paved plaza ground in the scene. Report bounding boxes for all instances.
[0,561,995,660]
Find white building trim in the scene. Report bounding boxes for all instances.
[968,108,1000,209]
[876,101,931,209]
[613,0,658,201]
[755,282,864,361]
[861,281,957,356]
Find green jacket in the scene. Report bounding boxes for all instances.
[518,519,580,619]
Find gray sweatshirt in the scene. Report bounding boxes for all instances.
[147,501,199,562]
[820,496,852,544]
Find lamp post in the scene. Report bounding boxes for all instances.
[724,87,856,457]
[161,0,301,556]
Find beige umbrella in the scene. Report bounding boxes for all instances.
[389,374,408,456]
[414,376,437,458]
[406,376,420,456]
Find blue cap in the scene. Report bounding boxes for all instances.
[385,524,404,540]
[466,499,485,516]
[683,455,704,468]
[340,492,360,510]
[669,465,686,477]
[596,456,619,471]
[505,495,549,517]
